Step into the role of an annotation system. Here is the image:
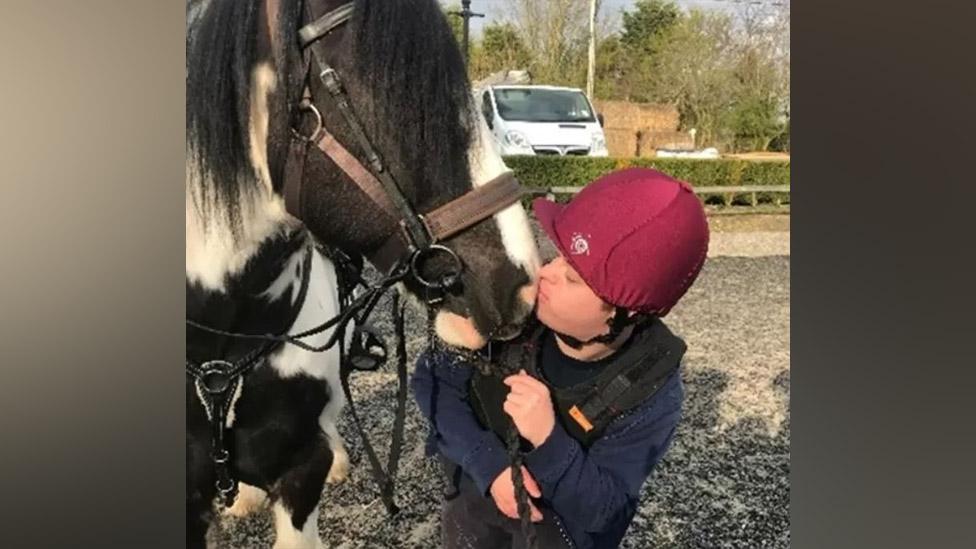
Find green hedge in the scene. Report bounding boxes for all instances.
[504,156,790,206]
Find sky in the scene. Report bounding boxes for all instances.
[455,0,751,38]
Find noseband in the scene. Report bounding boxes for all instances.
[283,0,525,301]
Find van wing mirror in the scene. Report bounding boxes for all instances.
[481,99,494,130]
[597,113,605,127]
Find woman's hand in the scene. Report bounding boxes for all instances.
[489,466,543,522]
[503,370,556,448]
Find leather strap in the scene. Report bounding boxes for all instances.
[423,172,525,241]
[283,139,309,219]
[314,127,400,220]
[298,1,354,47]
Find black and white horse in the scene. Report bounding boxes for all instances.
[186,0,540,547]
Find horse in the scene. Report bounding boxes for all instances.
[186,0,541,547]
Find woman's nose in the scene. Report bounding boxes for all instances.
[538,261,556,282]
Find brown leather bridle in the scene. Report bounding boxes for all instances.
[281,0,525,301]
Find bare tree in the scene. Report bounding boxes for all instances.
[499,0,593,85]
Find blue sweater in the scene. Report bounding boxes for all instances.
[411,345,684,549]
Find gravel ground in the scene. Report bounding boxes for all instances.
[212,217,790,548]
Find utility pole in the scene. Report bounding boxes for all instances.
[586,0,597,99]
[449,0,484,67]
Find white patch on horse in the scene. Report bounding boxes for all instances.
[323,421,350,484]
[266,249,346,379]
[467,112,541,278]
[249,63,276,195]
[186,63,294,292]
[262,249,307,303]
[185,184,292,291]
[271,501,325,549]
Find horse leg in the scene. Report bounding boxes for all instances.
[321,370,349,484]
[269,436,332,549]
[186,494,212,549]
[323,420,349,484]
[224,481,269,517]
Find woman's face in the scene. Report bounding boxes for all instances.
[535,255,613,341]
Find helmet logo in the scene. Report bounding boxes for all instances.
[570,233,591,256]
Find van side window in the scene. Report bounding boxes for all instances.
[481,91,494,128]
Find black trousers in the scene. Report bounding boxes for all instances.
[440,479,574,549]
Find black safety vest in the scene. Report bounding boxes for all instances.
[469,318,686,448]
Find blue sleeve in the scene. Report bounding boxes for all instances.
[524,372,684,533]
[410,350,511,494]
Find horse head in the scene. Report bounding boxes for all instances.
[186,0,540,349]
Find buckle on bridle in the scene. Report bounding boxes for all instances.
[320,67,343,97]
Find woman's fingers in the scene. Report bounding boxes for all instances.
[505,392,535,408]
[530,502,543,522]
[521,466,542,498]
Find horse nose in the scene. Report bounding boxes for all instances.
[519,281,538,307]
[492,323,523,341]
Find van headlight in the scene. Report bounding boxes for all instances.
[504,130,533,151]
[591,133,608,155]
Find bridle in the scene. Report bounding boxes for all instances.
[186,0,525,515]
[283,0,525,300]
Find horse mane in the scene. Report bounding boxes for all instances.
[186,0,265,236]
[186,0,476,236]
[346,0,476,203]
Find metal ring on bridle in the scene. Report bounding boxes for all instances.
[200,360,234,395]
[292,99,324,142]
[216,477,235,494]
[410,244,463,290]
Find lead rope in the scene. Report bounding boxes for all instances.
[428,325,538,549]
[506,343,538,549]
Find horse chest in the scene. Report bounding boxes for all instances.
[187,366,332,485]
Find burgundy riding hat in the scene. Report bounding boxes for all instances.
[533,167,710,316]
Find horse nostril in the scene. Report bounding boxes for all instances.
[493,323,522,341]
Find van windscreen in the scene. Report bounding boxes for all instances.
[493,88,596,123]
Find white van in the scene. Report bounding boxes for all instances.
[476,85,609,157]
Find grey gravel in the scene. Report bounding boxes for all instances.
[211,220,790,548]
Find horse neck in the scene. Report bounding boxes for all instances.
[185,183,300,294]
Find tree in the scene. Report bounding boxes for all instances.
[726,2,790,150]
[501,0,593,86]
[470,23,532,79]
[645,9,739,147]
[597,0,681,101]
[620,0,680,54]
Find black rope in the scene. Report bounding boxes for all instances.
[185,255,410,353]
[506,343,538,549]
[336,271,410,516]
